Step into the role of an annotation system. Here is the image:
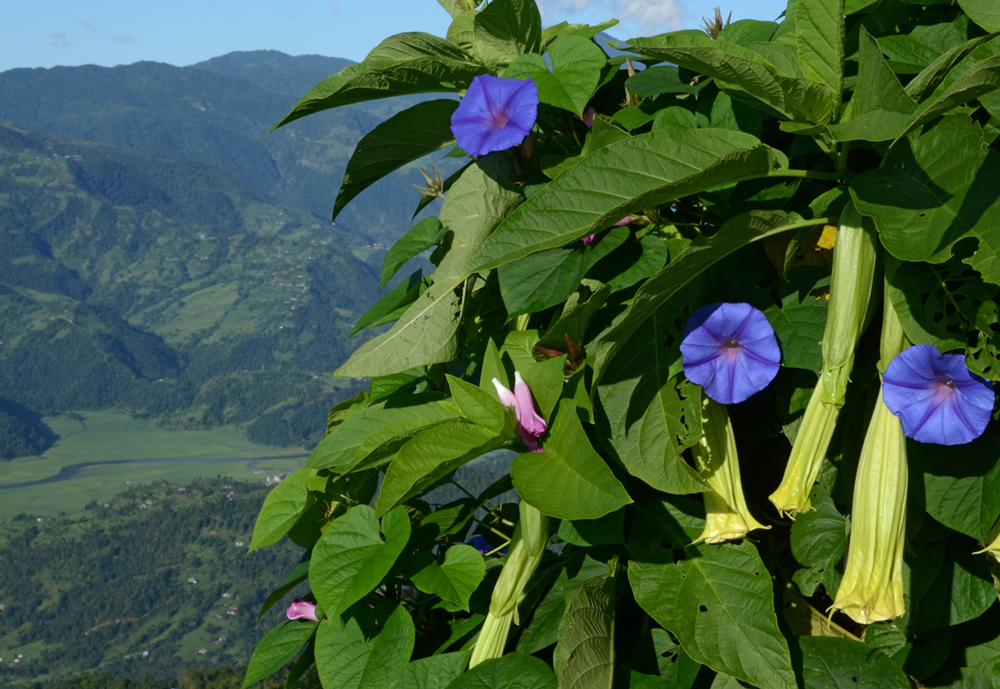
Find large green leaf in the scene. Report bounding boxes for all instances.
[401,652,472,689]
[960,0,1000,32]
[512,399,631,520]
[469,129,785,272]
[594,210,813,383]
[446,374,509,432]
[381,218,443,289]
[851,115,1000,286]
[273,33,485,129]
[249,467,316,552]
[310,505,412,619]
[797,636,909,689]
[629,541,796,689]
[336,156,523,377]
[897,53,1000,142]
[378,422,503,516]
[445,653,557,689]
[763,267,830,372]
[905,34,999,104]
[334,100,458,221]
[789,486,849,597]
[504,35,605,116]
[556,576,616,689]
[909,546,997,634]
[408,544,486,611]
[795,0,844,97]
[242,619,318,689]
[877,22,967,75]
[473,0,542,72]
[315,604,415,689]
[621,32,837,123]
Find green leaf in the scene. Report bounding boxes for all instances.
[447,374,509,432]
[629,541,796,689]
[334,101,458,221]
[789,486,848,597]
[381,218,443,289]
[249,468,316,552]
[469,129,785,272]
[504,36,604,116]
[273,33,485,130]
[629,627,702,688]
[556,576,616,689]
[797,636,909,689]
[472,0,542,72]
[795,0,844,97]
[909,546,997,634]
[636,381,707,494]
[960,0,1000,32]
[336,156,523,377]
[315,604,415,689]
[511,398,631,520]
[377,422,503,516]
[850,115,1000,286]
[242,620,319,689]
[557,508,626,547]
[408,544,486,611]
[351,418,450,473]
[401,652,472,689]
[594,210,807,384]
[438,0,481,20]
[763,267,830,372]
[905,34,1000,104]
[258,555,311,620]
[625,66,703,98]
[310,505,412,619]
[352,270,426,336]
[445,653,557,689]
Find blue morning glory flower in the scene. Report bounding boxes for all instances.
[450,75,538,157]
[882,344,994,445]
[681,302,782,404]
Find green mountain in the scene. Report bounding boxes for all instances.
[0,51,448,247]
[0,122,378,453]
[0,478,304,686]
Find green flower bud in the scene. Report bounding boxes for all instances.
[469,501,548,667]
[768,200,877,517]
[691,397,769,544]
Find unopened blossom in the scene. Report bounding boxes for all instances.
[573,105,597,128]
[286,598,318,621]
[493,372,546,451]
[681,302,781,404]
[882,344,994,445]
[582,217,632,244]
[451,75,538,157]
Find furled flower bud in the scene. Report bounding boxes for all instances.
[451,75,539,157]
[691,396,769,544]
[769,202,877,516]
[286,598,319,621]
[493,372,546,451]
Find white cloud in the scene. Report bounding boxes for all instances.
[112,33,136,44]
[50,32,70,48]
[537,0,690,35]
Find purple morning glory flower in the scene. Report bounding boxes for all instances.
[451,75,538,157]
[882,344,994,445]
[286,598,318,621]
[493,371,546,451]
[469,535,508,556]
[680,302,781,404]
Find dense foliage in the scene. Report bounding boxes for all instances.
[245,0,1000,687]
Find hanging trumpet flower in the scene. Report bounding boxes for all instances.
[681,302,778,543]
[769,201,877,517]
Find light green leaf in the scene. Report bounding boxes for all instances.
[381,218,443,290]
[438,0,481,19]
[378,422,503,516]
[629,541,796,689]
[905,34,999,103]
[795,0,844,97]
[408,544,486,611]
[960,0,1000,32]
[798,636,909,689]
[242,620,319,689]
[789,486,848,597]
[447,10,480,52]
[556,576,616,689]
[473,0,542,72]
[504,35,604,116]
[249,468,316,552]
[351,418,450,473]
[511,399,631,520]
[336,156,523,377]
[273,33,485,130]
[850,115,1000,286]
[594,210,807,384]
[310,505,412,619]
[258,555,311,620]
[334,101,457,221]
[445,653,557,689]
[447,374,509,432]
[469,129,784,272]
[315,604,415,689]
[401,652,472,689]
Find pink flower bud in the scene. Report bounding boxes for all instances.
[493,372,547,451]
[286,598,318,621]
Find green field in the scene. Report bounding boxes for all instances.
[0,411,307,518]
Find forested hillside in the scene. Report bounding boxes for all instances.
[0,478,305,685]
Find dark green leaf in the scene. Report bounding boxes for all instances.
[556,576,616,689]
[789,486,848,597]
[764,267,830,372]
[909,546,996,634]
[445,653,556,689]
[797,636,909,689]
[381,218,443,289]
[352,270,426,336]
[243,620,319,688]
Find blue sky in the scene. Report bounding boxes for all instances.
[0,0,789,73]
